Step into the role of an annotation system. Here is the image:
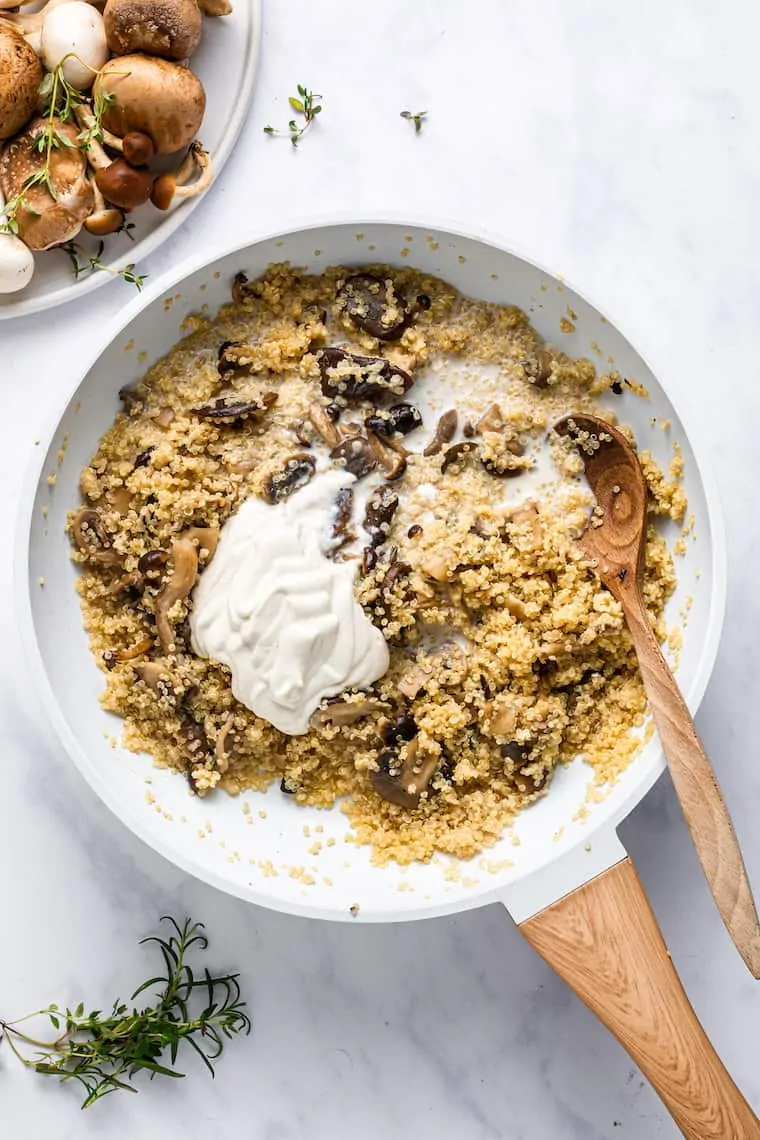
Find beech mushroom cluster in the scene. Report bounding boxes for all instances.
[0,0,231,294]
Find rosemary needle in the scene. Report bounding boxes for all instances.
[0,917,250,1108]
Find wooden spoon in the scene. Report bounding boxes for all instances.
[555,412,760,978]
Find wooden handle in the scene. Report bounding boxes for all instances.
[520,858,760,1139]
[620,586,760,978]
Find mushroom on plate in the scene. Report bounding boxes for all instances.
[0,25,43,140]
[93,53,206,154]
[104,0,203,61]
[0,192,35,293]
[40,0,108,89]
[151,140,212,209]
[0,117,94,249]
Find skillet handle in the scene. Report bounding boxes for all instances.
[519,857,760,1139]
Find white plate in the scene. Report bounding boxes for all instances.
[17,218,725,922]
[0,1,262,320]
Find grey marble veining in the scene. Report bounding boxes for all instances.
[2,1,760,1136]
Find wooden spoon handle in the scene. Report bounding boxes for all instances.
[520,858,760,1138]
[619,588,760,978]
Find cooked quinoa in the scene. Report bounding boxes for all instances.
[69,264,684,865]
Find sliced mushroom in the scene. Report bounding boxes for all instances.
[480,432,528,477]
[135,659,178,703]
[311,695,386,727]
[365,402,422,438]
[379,559,410,598]
[329,435,378,480]
[379,712,418,747]
[482,695,518,738]
[153,406,175,429]
[71,508,121,564]
[103,635,153,670]
[104,0,203,60]
[308,402,341,448]
[264,454,316,503]
[475,403,504,434]
[93,54,206,154]
[137,548,169,577]
[440,440,477,474]
[369,737,439,808]
[317,346,413,403]
[397,642,468,699]
[0,117,94,250]
[326,487,355,556]
[504,502,543,552]
[191,392,277,421]
[155,536,198,654]
[423,409,457,456]
[521,349,554,388]
[367,431,406,480]
[363,485,399,548]
[216,339,248,375]
[231,271,249,305]
[336,273,429,341]
[184,525,220,563]
[214,712,235,773]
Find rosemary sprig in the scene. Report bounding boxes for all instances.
[0,917,250,1109]
[62,239,147,290]
[400,110,427,134]
[264,84,322,146]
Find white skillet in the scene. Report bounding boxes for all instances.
[17,219,758,1138]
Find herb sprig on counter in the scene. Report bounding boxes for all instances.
[400,110,427,134]
[264,84,323,146]
[0,917,250,1108]
[62,239,147,290]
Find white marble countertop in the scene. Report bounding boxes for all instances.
[2,1,760,1136]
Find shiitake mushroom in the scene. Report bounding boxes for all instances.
[317,346,413,404]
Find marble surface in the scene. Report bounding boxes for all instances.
[2,1,760,1136]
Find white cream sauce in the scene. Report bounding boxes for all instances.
[190,470,389,735]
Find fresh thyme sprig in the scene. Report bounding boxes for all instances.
[0,917,250,1109]
[264,84,322,146]
[62,239,147,290]
[0,55,115,236]
[400,110,427,134]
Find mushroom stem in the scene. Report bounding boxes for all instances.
[0,0,97,32]
[155,536,198,655]
[75,106,154,209]
[150,141,212,210]
[84,177,124,235]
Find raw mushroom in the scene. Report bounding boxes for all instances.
[0,24,42,139]
[104,0,202,61]
[0,117,94,249]
[41,1,108,89]
[155,535,198,654]
[151,141,212,210]
[78,126,154,210]
[0,191,35,293]
[84,179,124,236]
[94,54,206,154]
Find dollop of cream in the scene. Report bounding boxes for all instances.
[190,470,389,735]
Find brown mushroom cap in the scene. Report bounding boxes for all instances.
[0,118,94,250]
[0,26,42,141]
[94,54,206,154]
[104,0,203,61]
[95,157,154,209]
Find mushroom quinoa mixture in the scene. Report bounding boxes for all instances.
[68,264,686,865]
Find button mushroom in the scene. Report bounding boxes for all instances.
[93,54,206,154]
[150,141,212,210]
[0,117,94,250]
[0,24,43,140]
[104,0,203,61]
[0,191,35,293]
[155,535,198,655]
[317,346,413,403]
[40,1,108,89]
